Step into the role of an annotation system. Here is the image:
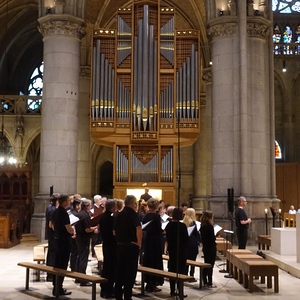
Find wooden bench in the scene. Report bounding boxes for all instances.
[226,249,252,274]
[18,261,107,300]
[137,265,194,300]
[162,254,211,289]
[216,237,232,255]
[258,235,271,250]
[33,243,48,281]
[238,260,278,293]
[226,250,279,293]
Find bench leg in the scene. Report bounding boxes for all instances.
[267,276,272,288]
[25,267,30,290]
[274,274,279,293]
[199,268,202,289]
[140,272,145,295]
[261,275,265,284]
[92,283,96,300]
[248,276,254,293]
[55,275,59,299]
[36,261,41,282]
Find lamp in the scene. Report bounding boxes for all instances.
[219,10,224,16]
[282,60,287,72]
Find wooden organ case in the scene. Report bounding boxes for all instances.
[90,0,200,203]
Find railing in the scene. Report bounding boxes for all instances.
[0,95,42,115]
[273,43,300,55]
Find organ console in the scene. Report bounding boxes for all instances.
[90,0,200,202]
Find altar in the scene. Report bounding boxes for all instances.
[271,227,296,255]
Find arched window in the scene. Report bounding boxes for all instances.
[296,25,300,42]
[273,1,300,13]
[27,62,43,112]
[283,25,293,43]
[275,140,282,159]
[273,24,282,43]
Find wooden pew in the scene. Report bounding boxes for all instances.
[18,261,107,300]
[162,254,211,289]
[137,265,194,300]
[33,243,48,281]
[257,235,271,250]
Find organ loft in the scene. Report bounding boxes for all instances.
[90,0,200,202]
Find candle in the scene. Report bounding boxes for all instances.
[265,208,268,214]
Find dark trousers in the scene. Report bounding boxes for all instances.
[91,231,102,256]
[101,242,117,296]
[115,244,139,300]
[237,229,248,249]
[76,235,90,275]
[53,237,71,292]
[46,234,56,280]
[202,249,216,286]
[168,252,186,294]
[69,237,78,271]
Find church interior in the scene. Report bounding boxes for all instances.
[2,0,300,299]
[0,0,299,254]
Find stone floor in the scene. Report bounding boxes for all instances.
[1,242,300,300]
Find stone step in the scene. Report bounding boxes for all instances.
[20,233,39,242]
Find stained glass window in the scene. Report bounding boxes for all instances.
[283,25,293,43]
[273,0,300,13]
[273,24,282,42]
[27,62,43,112]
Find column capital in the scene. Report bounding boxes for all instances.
[38,14,86,40]
[247,18,271,39]
[207,17,237,40]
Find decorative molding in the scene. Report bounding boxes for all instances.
[207,23,237,39]
[247,20,270,39]
[38,15,86,39]
[202,67,212,83]
[80,66,91,77]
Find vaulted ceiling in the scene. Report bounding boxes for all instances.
[0,0,208,95]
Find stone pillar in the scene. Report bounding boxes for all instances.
[31,13,85,240]
[207,1,278,244]
[192,67,212,215]
[77,66,92,197]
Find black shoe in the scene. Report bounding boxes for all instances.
[52,288,72,296]
[80,282,93,286]
[75,279,80,283]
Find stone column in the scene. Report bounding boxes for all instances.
[77,66,92,197]
[192,67,212,215]
[207,2,278,244]
[31,14,85,240]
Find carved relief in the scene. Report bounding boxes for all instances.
[202,67,212,84]
[247,22,270,39]
[80,66,91,78]
[207,23,237,39]
[38,18,86,39]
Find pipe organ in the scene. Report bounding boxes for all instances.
[91,0,200,202]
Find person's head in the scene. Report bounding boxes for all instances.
[139,201,149,214]
[72,199,81,211]
[50,193,60,206]
[73,194,82,200]
[238,196,247,208]
[58,194,70,208]
[68,194,74,203]
[105,199,117,213]
[81,198,92,211]
[201,210,213,225]
[100,197,107,208]
[147,198,159,212]
[181,202,188,212]
[145,188,149,194]
[172,207,184,221]
[94,194,102,206]
[116,199,124,212]
[167,205,175,217]
[183,208,196,227]
[124,195,138,211]
[290,205,295,210]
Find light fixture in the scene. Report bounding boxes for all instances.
[219,10,224,16]
[255,10,260,16]
[282,60,286,72]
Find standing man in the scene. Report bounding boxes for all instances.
[45,193,59,282]
[113,195,142,300]
[75,198,98,286]
[51,194,74,296]
[140,188,152,202]
[235,196,252,249]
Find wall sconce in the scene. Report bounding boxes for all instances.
[282,60,287,72]
[46,7,52,14]
[255,10,260,16]
[219,10,224,16]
